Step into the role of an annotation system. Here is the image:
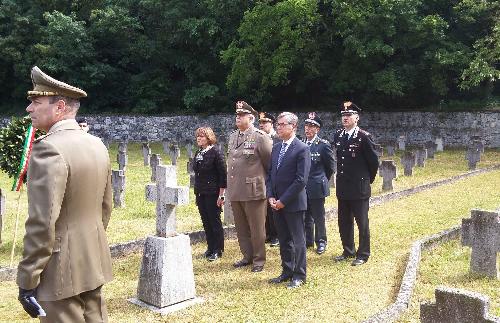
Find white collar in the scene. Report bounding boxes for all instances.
[306,135,317,144]
[201,145,213,153]
[282,135,295,146]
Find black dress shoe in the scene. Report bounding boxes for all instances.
[233,260,251,268]
[286,279,305,289]
[351,259,367,266]
[269,238,280,247]
[251,265,264,273]
[207,251,222,262]
[316,243,326,255]
[204,250,212,258]
[268,274,292,284]
[333,254,354,262]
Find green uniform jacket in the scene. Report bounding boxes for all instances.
[17,119,113,301]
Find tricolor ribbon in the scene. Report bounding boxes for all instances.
[11,124,37,191]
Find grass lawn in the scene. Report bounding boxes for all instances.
[1,145,499,266]
[398,239,500,322]
[1,169,498,322]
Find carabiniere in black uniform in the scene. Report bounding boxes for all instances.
[333,105,379,264]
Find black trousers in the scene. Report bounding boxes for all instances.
[304,197,327,246]
[273,210,307,280]
[196,193,224,253]
[337,198,370,260]
[265,204,278,240]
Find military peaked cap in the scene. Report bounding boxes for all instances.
[341,101,362,115]
[305,111,322,127]
[235,100,258,117]
[27,66,87,99]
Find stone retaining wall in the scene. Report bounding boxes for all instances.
[2,111,499,147]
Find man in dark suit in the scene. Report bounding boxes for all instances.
[332,102,379,266]
[303,112,335,255]
[266,112,311,288]
[259,112,280,247]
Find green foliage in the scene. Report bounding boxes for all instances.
[0,0,499,113]
[0,116,42,180]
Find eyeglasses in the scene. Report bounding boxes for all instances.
[276,122,290,127]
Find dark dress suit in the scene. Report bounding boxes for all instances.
[266,137,311,280]
[193,146,227,255]
[332,127,379,261]
[304,136,335,247]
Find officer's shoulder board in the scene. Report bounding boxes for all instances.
[254,129,266,136]
[358,129,371,137]
[318,138,330,145]
[34,129,66,143]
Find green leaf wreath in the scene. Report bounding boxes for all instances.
[0,116,43,180]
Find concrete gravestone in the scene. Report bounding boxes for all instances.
[398,135,406,151]
[415,146,427,167]
[187,158,195,188]
[379,160,397,191]
[435,137,444,152]
[150,154,162,182]
[425,141,437,159]
[374,144,383,157]
[142,142,151,166]
[117,142,128,172]
[466,147,481,170]
[420,286,500,323]
[0,188,5,245]
[461,209,499,278]
[112,170,126,208]
[186,142,194,159]
[401,151,416,176]
[169,143,180,166]
[135,165,197,310]
[162,138,171,155]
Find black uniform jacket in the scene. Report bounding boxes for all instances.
[193,146,227,195]
[332,127,379,200]
[304,136,335,199]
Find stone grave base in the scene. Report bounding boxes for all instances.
[136,234,196,307]
[128,296,204,315]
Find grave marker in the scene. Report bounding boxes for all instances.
[142,142,151,166]
[416,146,427,167]
[401,151,416,176]
[420,286,499,323]
[379,160,397,191]
[435,137,444,152]
[136,165,196,310]
[150,154,162,182]
[466,147,481,170]
[112,170,126,208]
[425,141,437,159]
[461,209,499,278]
[398,135,406,151]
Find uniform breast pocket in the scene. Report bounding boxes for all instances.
[246,176,263,197]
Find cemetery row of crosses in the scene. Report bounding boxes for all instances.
[0,130,497,320]
[100,132,500,320]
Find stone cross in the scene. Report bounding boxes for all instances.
[461,209,499,278]
[117,150,128,172]
[374,144,383,157]
[112,170,126,208]
[398,135,406,151]
[0,188,5,245]
[137,164,195,309]
[415,146,427,167]
[386,142,395,156]
[466,147,481,170]
[471,136,485,153]
[150,154,162,182]
[401,151,416,176]
[435,137,444,152]
[169,143,180,166]
[379,160,397,191]
[146,165,189,237]
[142,142,151,166]
[425,140,437,159]
[420,286,499,323]
[162,138,171,155]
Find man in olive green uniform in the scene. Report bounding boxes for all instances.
[17,66,113,322]
[227,101,272,272]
